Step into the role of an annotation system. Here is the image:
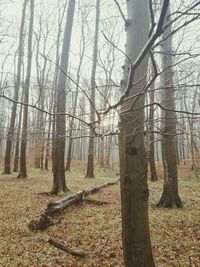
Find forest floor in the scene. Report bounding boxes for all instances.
[0,165,200,267]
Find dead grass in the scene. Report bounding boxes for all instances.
[0,165,199,267]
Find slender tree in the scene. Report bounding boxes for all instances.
[149,71,158,181]
[13,89,24,172]
[3,0,28,174]
[52,0,75,194]
[17,0,34,178]
[157,2,182,207]
[66,13,86,171]
[85,0,100,178]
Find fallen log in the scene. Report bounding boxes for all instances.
[48,239,87,258]
[28,178,119,231]
[45,178,119,215]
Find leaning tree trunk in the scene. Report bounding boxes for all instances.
[3,0,27,174]
[85,0,100,178]
[52,0,75,194]
[17,0,34,178]
[157,3,182,208]
[119,0,155,266]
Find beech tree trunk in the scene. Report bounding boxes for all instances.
[157,3,182,208]
[119,1,155,266]
[3,0,27,174]
[85,0,100,178]
[66,20,85,171]
[17,0,34,178]
[149,78,158,181]
[13,90,24,172]
[52,0,75,194]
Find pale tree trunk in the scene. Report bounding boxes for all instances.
[34,16,49,169]
[3,0,27,174]
[44,113,52,171]
[157,3,182,208]
[34,113,41,169]
[52,0,75,194]
[66,20,85,171]
[13,89,24,172]
[17,0,34,178]
[119,0,155,266]
[149,78,158,181]
[85,0,100,178]
[184,88,199,177]
[51,0,67,173]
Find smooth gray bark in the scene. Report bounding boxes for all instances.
[52,0,75,193]
[119,1,155,266]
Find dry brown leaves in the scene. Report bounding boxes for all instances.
[0,166,199,267]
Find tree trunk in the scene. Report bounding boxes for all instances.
[17,0,34,179]
[157,3,182,208]
[66,21,85,171]
[85,0,100,178]
[13,90,24,172]
[149,74,158,182]
[3,0,27,174]
[119,1,155,266]
[52,0,75,194]
[44,114,52,171]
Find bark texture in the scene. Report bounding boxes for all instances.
[119,1,155,266]
[157,3,182,208]
[52,0,75,193]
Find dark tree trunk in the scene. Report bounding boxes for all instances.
[51,0,67,173]
[17,0,34,178]
[3,0,27,174]
[85,0,100,178]
[66,132,73,171]
[13,92,23,172]
[44,114,52,171]
[85,133,95,177]
[66,23,85,171]
[52,0,75,194]
[149,76,158,182]
[157,3,182,208]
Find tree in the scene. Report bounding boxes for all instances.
[17,0,34,178]
[52,0,75,194]
[13,89,24,172]
[66,9,87,171]
[3,0,28,174]
[51,0,68,172]
[118,0,155,266]
[157,2,182,208]
[149,68,158,182]
[85,0,100,178]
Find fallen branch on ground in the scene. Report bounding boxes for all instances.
[28,178,119,231]
[48,239,87,258]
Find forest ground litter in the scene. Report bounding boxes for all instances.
[0,165,199,267]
